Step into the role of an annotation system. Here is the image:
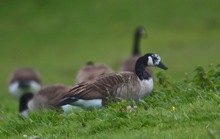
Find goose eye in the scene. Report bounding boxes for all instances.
[152,54,161,65]
[152,57,158,63]
[153,57,158,61]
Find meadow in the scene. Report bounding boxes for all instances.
[0,0,219,138]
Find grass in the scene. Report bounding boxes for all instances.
[0,66,219,139]
[0,68,220,138]
[0,0,220,138]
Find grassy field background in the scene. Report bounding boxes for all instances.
[0,0,219,138]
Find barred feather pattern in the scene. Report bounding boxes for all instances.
[65,72,142,102]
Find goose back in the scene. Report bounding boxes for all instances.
[28,84,71,111]
[76,63,113,84]
[66,72,142,102]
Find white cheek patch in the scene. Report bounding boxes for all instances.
[8,81,41,99]
[140,29,145,35]
[147,56,154,66]
[8,81,23,98]
[29,81,41,94]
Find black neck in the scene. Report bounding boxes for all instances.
[135,57,150,80]
[133,33,141,55]
[19,93,33,112]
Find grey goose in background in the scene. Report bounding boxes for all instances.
[19,84,72,118]
[120,26,154,77]
[8,67,42,98]
[59,53,168,109]
[75,61,113,84]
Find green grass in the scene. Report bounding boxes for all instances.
[0,66,220,138]
[0,0,220,138]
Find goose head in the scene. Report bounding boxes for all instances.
[8,68,42,98]
[144,53,168,70]
[135,53,168,80]
[135,26,146,37]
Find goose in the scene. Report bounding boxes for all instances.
[120,26,154,77]
[19,84,72,118]
[75,61,113,84]
[59,53,168,109]
[8,67,42,98]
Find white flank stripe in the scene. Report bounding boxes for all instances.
[72,99,103,109]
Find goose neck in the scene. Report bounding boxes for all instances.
[19,93,33,112]
[133,33,141,55]
[135,59,151,80]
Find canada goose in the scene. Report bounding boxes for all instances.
[59,53,168,109]
[8,68,42,98]
[120,27,154,77]
[75,61,113,84]
[19,84,72,118]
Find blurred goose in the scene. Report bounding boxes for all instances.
[60,53,168,109]
[75,61,113,84]
[8,68,42,98]
[120,27,154,77]
[19,84,72,118]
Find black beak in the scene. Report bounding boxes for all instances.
[157,62,168,70]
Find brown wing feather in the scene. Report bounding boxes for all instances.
[66,72,141,101]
